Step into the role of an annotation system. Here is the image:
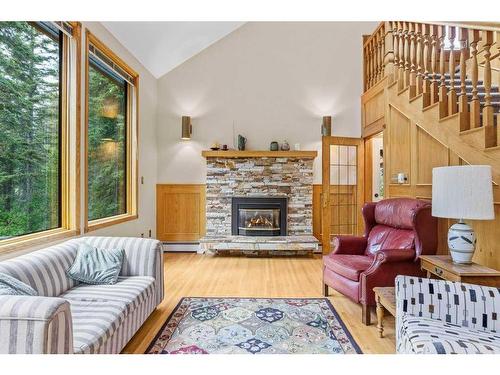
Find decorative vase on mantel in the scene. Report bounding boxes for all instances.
[281,140,290,151]
[237,135,246,151]
[270,141,279,151]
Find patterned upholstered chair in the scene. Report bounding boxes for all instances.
[323,198,438,325]
[0,236,164,354]
[396,275,500,354]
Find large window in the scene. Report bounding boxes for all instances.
[87,59,127,220]
[0,21,79,252]
[85,32,138,231]
[0,22,62,241]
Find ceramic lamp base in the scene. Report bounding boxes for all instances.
[448,220,476,264]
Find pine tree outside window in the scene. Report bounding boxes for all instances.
[0,22,80,251]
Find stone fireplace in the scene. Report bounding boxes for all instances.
[204,153,316,237]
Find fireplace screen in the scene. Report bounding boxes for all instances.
[238,208,280,235]
[231,197,287,236]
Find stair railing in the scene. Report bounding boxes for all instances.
[363,21,500,148]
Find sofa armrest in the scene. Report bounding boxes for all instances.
[0,295,73,354]
[395,275,500,333]
[82,236,164,305]
[331,235,367,255]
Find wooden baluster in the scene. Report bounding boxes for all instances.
[482,30,496,147]
[469,30,480,128]
[448,26,458,115]
[415,23,424,95]
[438,25,448,118]
[403,22,411,88]
[391,21,399,83]
[383,21,394,82]
[457,28,469,131]
[367,42,372,89]
[422,24,432,107]
[409,22,417,97]
[430,25,440,103]
[398,22,405,89]
[373,32,380,84]
[378,30,384,82]
[369,40,374,88]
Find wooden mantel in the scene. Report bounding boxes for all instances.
[201,150,318,158]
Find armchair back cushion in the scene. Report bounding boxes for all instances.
[365,225,415,256]
[363,198,436,258]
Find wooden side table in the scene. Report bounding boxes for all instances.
[420,255,500,287]
[373,287,396,338]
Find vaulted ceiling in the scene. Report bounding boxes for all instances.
[102,22,244,78]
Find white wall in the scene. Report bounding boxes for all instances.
[156,22,378,184]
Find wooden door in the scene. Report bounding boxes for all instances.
[322,137,365,254]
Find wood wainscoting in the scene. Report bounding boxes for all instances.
[157,183,324,243]
[156,184,206,242]
[385,105,500,270]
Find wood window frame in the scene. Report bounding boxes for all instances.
[0,22,82,256]
[84,30,139,233]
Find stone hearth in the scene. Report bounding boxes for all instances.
[205,155,315,236]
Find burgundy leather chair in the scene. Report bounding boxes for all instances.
[323,198,438,325]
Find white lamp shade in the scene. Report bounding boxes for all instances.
[432,165,494,220]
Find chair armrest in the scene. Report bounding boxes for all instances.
[395,275,500,333]
[374,249,416,263]
[0,295,73,354]
[81,236,164,305]
[331,235,367,255]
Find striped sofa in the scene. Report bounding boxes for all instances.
[0,236,163,354]
[396,275,500,354]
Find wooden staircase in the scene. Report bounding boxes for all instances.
[363,22,500,182]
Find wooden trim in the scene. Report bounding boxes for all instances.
[83,29,139,233]
[0,229,79,257]
[201,150,318,158]
[86,213,138,233]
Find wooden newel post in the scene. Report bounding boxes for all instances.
[321,117,332,255]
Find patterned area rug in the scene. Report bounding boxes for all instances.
[147,297,362,354]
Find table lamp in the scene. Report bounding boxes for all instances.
[432,165,494,264]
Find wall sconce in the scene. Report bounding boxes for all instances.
[181,116,192,140]
[321,116,332,136]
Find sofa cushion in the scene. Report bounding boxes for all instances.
[67,243,125,285]
[61,276,156,353]
[399,315,500,354]
[324,255,373,282]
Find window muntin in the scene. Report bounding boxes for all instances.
[0,21,62,240]
[87,59,128,221]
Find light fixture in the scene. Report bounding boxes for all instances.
[321,116,332,136]
[432,165,495,264]
[181,116,192,140]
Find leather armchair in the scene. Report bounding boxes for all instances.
[323,198,438,325]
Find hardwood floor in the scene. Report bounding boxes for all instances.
[122,252,396,354]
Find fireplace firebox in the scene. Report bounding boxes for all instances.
[231,197,287,236]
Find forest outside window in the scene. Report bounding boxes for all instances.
[0,22,80,252]
[85,32,138,232]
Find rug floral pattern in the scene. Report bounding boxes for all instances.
[147,298,362,354]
